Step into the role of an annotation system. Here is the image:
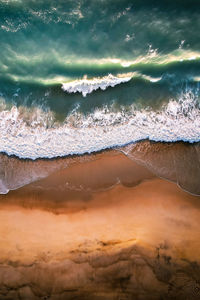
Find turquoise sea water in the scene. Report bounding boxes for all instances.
[0,0,200,158]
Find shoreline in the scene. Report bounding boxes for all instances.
[0,139,198,161]
[0,140,200,299]
[0,140,199,196]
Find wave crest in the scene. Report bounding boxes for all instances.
[62,74,133,97]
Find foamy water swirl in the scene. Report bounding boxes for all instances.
[0,90,199,159]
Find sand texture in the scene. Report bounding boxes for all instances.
[0,146,200,299]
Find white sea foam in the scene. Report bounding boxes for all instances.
[0,90,199,160]
[62,74,133,97]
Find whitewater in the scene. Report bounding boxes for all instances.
[0,90,198,159]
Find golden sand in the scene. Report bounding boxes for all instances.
[0,147,200,299]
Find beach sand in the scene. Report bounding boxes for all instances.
[0,145,200,299]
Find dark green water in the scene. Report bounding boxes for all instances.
[0,0,200,159]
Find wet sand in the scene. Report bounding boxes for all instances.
[1,140,200,196]
[0,150,154,213]
[0,146,200,299]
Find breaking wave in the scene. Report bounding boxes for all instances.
[61,73,162,97]
[62,74,133,97]
[0,90,199,159]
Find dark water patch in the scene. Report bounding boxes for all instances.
[1,0,200,63]
[1,74,200,121]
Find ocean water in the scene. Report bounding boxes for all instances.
[0,0,200,159]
